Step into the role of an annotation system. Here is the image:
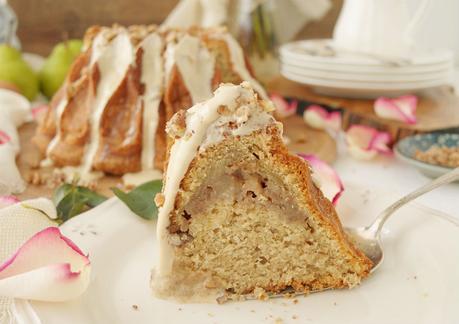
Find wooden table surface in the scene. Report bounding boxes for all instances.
[268,77,459,142]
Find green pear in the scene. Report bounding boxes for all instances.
[39,39,83,99]
[0,44,21,61]
[68,39,83,56]
[0,45,38,100]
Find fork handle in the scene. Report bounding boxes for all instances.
[369,167,459,236]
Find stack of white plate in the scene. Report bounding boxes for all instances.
[280,39,454,98]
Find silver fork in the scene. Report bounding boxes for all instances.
[345,166,459,272]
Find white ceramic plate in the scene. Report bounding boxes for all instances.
[280,64,451,82]
[280,40,454,67]
[279,56,453,74]
[281,69,451,89]
[281,69,451,98]
[281,64,451,83]
[26,183,459,324]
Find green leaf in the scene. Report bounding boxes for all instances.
[52,183,73,206]
[112,180,162,220]
[53,183,108,223]
[77,186,108,207]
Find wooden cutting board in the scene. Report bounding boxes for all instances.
[267,76,459,142]
[16,115,336,199]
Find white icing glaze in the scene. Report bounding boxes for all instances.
[45,30,111,164]
[215,33,269,100]
[79,30,134,180]
[164,41,176,84]
[45,28,268,186]
[122,169,163,187]
[139,33,164,171]
[167,34,216,104]
[155,82,276,280]
[200,108,275,150]
[89,29,110,66]
[45,97,68,161]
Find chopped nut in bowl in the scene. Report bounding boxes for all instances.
[395,132,459,179]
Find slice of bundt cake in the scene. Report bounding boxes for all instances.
[33,25,267,184]
[152,82,372,302]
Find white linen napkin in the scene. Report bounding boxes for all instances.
[0,145,25,195]
[164,0,229,28]
[163,0,331,43]
[0,198,57,324]
[0,89,31,195]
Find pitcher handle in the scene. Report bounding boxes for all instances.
[405,0,431,42]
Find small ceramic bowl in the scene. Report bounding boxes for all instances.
[395,132,459,178]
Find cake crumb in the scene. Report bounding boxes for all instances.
[26,171,43,185]
[132,305,138,310]
[166,110,186,138]
[274,317,283,324]
[292,299,299,304]
[208,313,214,317]
[283,292,295,299]
[217,105,230,115]
[250,310,255,313]
[154,193,165,207]
[292,315,298,320]
[254,287,269,301]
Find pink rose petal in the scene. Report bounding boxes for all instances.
[270,93,298,118]
[374,95,417,124]
[0,130,11,145]
[298,153,344,205]
[303,105,341,132]
[31,104,49,120]
[0,195,20,208]
[345,125,392,160]
[0,227,91,302]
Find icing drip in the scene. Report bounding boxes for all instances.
[167,34,216,104]
[44,97,68,164]
[139,33,164,171]
[164,42,176,85]
[44,30,110,167]
[216,33,269,100]
[155,82,277,280]
[78,30,134,181]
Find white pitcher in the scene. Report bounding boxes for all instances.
[332,0,431,58]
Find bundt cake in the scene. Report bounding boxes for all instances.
[152,82,372,302]
[33,25,267,184]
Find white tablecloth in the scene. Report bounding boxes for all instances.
[335,154,459,219]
